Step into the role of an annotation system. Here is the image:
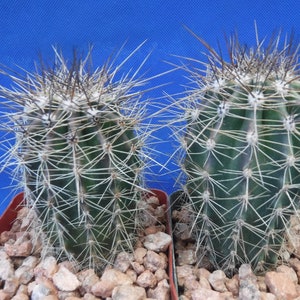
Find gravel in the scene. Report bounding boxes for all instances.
[0,196,172,300]
[173,205,300,299]
[3,194,300,299]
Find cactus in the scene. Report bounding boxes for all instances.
[176,29,300,274]
[0,45,153,272]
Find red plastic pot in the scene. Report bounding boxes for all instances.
[0,192,25,234]
[0,189,178,299]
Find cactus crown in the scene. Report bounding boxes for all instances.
[0,44,154,272]
[176,28,300,274]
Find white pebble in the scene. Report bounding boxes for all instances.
[0,250,14,280]
[30,279,56,300]
[134,247,147,264]
[53,266,81,292]
[143,232,172,252]
[136,270,157,288]
[144,251,167,272]
[112,284,146,300]
[77,269,100,294]
[92,269,133,298]
[147,279,170,300]
[114,252,133,272]
[208,270,227,292]
[34,256,58,279]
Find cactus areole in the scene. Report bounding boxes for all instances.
[182,31,300,274]
[0,46,150,272]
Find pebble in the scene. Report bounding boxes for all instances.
[15,265,35,284]
[256,275,267,292]
[8,196,300,299]
[52,266,81,292]
[147,279,170,300]
[134,247,147,264]
[16,284,28,296]
[191,288,226,300]
[238,264,260,300]
[260,292,276,300]
[143,231,172,252]
[22,256,39,268]
[177,262,297,299]
[82,293,99,300]
[0,231,16,244]
[276,264,298,284]
[3,276,20,297]
[131,261,145,274]
[0,198,172,300]
[146,195,160,207]
[0,290,10,300]
[91,269,133,298]
[195,267,211,280]
[11,293,29,300]
[136,269,158,288]
[58,291,81,299]
[126,268,137,282]
[4,240,33,257]
[10,219,22,232]
[114,252,133,272]
[58,260,76,272]
[177,249,196,265]
[111,284,146,300]
[34,256,58,279]
[144,225,165,235]
[0,250,14,280]
[144,250,168,272]
[225,274,239,296]
[77,269,100,294]
[30,278,58,300]
[138,203,157,228]
[199,276,211,290]
[176,264,194,286]
[265,270,298,299]
[208,270,227,293]
[153,205,167,222]
[174,222,192,241]
[289,257,300,273]
[184,275,201,291]
[155,269,169,282]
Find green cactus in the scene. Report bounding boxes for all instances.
[177,29,300,274]
[0,45,152,272]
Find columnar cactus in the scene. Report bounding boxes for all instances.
[178,31,300,274]
[0,45,151,272]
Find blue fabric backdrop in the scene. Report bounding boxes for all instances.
[0,0,300,214]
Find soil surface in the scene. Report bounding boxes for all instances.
[172,202,300,300]
[0,195,173,300]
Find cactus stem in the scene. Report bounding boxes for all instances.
[174,27,300,274]
[0,43,165,272]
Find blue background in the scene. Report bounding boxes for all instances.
[0,0,300,215]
